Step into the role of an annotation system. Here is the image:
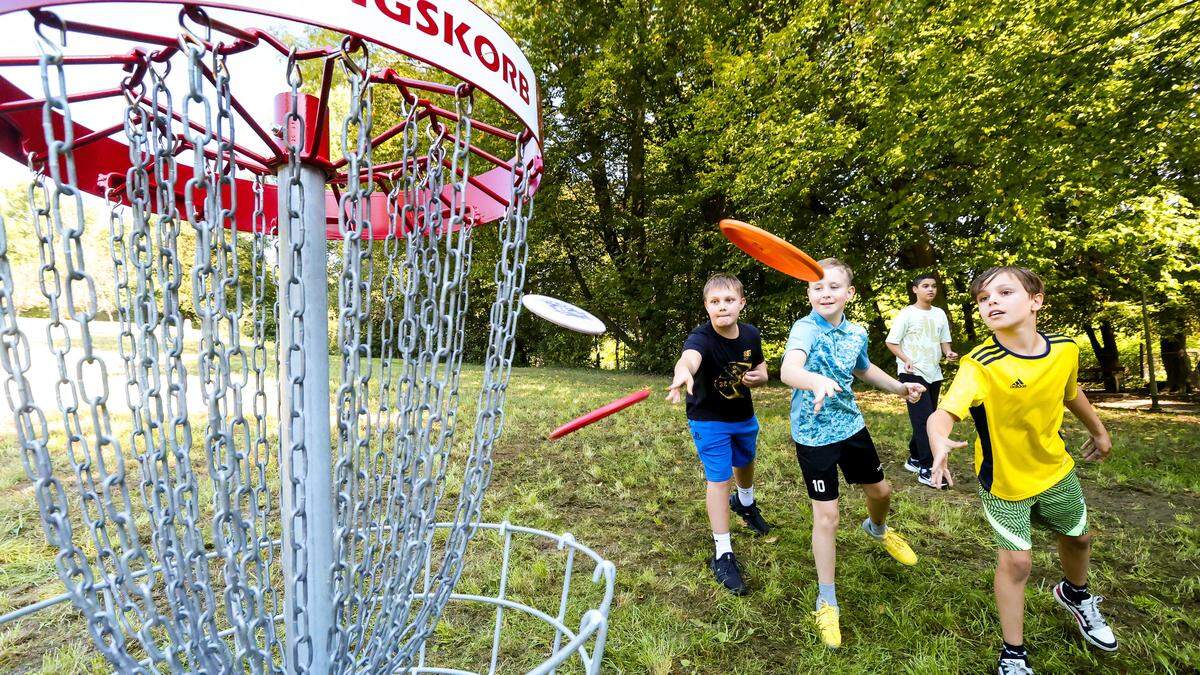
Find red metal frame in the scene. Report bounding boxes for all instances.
[0,3,542,237]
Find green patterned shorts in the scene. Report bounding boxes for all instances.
[978,471,1089,551]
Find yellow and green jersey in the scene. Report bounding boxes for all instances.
[939,332,1079,501]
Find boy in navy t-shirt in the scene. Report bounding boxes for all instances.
[667,273,770,595]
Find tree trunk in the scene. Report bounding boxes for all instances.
[931,281,957,345]
[950,275,976,344]
[898,231,937,271]
[1083,321,1121,393]
[961,302,976,344]
[1140,288,1160,410]
[1161,333,1191,393]
[853,278,892,367]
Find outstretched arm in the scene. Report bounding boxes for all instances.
[780,349,842,414]
[1064,391,1112,462]
[927,409,967,489]
[854,363,925,403]
[666,350,702,404]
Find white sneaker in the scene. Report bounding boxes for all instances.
[1053,582,1118,652]
[903,457,921,473]
[998,656,1034,674]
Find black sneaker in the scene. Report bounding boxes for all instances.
[1053,582,1118,651]
[918,467,948,489]
[709,552,748,596]
[904,457,921,473]
[729,494,773,535]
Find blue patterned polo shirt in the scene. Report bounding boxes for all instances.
[785,311,871,446]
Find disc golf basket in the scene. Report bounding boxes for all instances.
[0,0,614,672]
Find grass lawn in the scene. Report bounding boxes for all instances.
[1,365,1198,673]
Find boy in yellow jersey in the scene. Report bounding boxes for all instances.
[927,266,1116,675]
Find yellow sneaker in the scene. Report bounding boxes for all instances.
[862,519,918,566]
[812,602,841,649]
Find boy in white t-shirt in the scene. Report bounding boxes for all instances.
[885,274,958,487]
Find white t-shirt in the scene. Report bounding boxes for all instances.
[885,305,952,382]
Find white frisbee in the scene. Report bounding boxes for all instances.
[521,294,607,335]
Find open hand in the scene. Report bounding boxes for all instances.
[812,375,843,414]
[665,372,694,404]
[899,381,926,404]
[1081,432,1112,462]
[929,434,967,489]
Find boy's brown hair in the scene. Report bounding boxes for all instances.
[969,266,1045,300]
[816,257,853,284]
[703,273,744,298]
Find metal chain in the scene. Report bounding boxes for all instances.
[178,11,236,668]
[398,111,533,674]
[369,87,484,673]
[345,89,424,672]
[330,38,375,673]
[143,55,212,673]
[28,20,158,671]
[206,40,268,673]
[245,172,284,673]
[115,57,197,672]
[280,46,313,674]
[358,105,453,671]
[1,14,539,674]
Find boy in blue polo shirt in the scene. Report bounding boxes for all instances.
[780,258,925,648]
[667,273,770,596]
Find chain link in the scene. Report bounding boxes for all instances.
[278,45,314,674]
[116,55,197,673]
[329,38,374,672]
[397,123,533,674]
[29,22,149,672]
[1,13,536,674]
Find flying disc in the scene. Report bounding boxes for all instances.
[521,294,607,335]
[548,388,651,440]
[718,219,824,282]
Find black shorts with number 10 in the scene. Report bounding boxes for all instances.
[794,427,885,501]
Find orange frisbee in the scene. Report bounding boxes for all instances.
[718,219,824,282]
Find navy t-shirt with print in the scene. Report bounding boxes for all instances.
[683,322,764,422]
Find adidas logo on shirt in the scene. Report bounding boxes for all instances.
[1010,379,1027,389]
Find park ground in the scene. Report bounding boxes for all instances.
[0,364,1198,673]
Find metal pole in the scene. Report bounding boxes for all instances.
[278,161,334,673]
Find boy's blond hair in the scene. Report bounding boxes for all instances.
[969,266,1044,301]
[703,273,744,298]
[816,257,853,284]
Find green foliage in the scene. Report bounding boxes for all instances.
[493,0,1199,371]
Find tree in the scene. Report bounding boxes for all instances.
[689,0,1199,382]
[497,0,793,370]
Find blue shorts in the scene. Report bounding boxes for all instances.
[688,417,759,482]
